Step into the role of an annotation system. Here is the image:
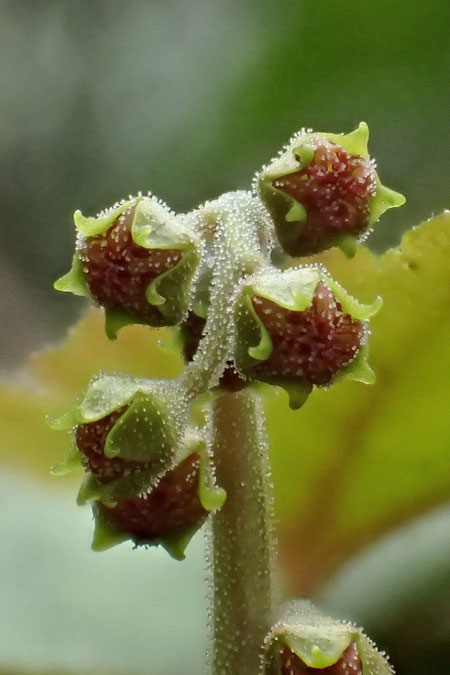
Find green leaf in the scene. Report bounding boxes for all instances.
[268,212,450,594]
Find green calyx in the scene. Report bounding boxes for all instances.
[55,198,142,298]
[234,266,381,409]
[264,601,394,674]
[50,372,184,468]
[258,122,405,258]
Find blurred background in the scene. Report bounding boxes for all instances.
[0,1,449,674]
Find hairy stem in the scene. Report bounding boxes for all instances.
[210,389,274,675]
[183,192,270,398]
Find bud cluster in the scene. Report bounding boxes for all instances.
[52,123,404,672]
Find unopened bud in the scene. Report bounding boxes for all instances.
[50,374,225,558]
[55,196,200,338]
[234,266,380,408]
[257,122,405,257]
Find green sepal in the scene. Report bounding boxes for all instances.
[48,374,145,430]
[323,121,370,158]
[54,250,90,298]
[264,600,394,674]
[246,266,321,312]
[79,461,173,505]
[156,523,204,561]
[336,234,358,259]
[91,502,130,551]
[130,197,194,250]
[104,308,139,341]
[336,343,376,386]
[323,275,382,321]
[234,293,273,372]
[252,379,313,411]
[77,473,103,506]
[369,179,406,226]
[104,390,175,463]
[73,199,137,237]
[145,248,200,323]
[285,201,307,224]
[50,440,83,476]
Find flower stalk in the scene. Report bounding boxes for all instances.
[210,389,274,675]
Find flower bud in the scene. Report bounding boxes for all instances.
[50,374,225,558]
[234,266,381,408]
[55,196,200,338]
[257,122,405,257]
[264,601,394,675]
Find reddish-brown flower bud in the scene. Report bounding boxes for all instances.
[80,205,183,324]
[257,123,405,257]
[234,268,379,408]
[55,197,200,337]
[251,281,364,387]
[272,143,375,256]
[75,407,208,546]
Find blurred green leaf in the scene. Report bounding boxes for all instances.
[0,309,182,479]
[318,504,450,675]
[267,211,450,593]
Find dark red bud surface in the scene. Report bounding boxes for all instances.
[252,281,364,386]
[76,409,207,542]
[80,206,182,321]
[273,143,376,254]
[98,453,208,541]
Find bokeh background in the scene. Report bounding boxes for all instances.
[0,2,449,674]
